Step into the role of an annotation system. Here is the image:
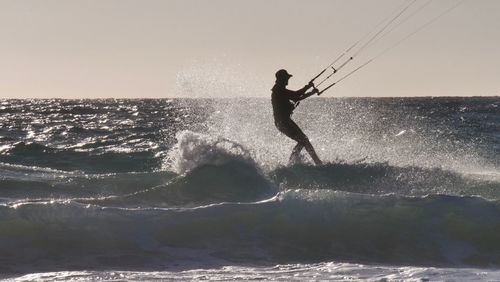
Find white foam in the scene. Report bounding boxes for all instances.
[10,263,500,281]
[163,130,256,175]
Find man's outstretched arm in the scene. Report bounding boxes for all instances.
[288,82,315,101]
[297,88,320,101]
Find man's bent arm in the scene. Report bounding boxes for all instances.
[288,85,312,101]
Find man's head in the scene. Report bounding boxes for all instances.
[275,69,292,85]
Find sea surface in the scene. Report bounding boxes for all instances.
[0,97,499,281]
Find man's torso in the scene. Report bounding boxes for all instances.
[271,85,295,123]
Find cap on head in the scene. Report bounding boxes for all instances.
[275,69,293,81]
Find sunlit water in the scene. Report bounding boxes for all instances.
[0,97,499,280]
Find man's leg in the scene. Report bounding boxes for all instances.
[302,139,322,165]
[289,143,304,164]
[282,119,322,165]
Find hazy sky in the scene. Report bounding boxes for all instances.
[1,0,499,98]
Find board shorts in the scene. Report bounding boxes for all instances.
[275,118,309,144]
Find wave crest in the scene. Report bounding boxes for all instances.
[82,159,274,208]
[164,131,256,175]
[2,192,500,274]
[271,162,500,199]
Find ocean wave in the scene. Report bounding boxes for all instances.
[75,131,273,207]
[0,163,175,201]
[1,191,499,274]
[164,130,256,175]
[2,144,499,206]
[272,162,500,200]
[5,142,54,154]
[80,159,274,208]
[0,142,159,173]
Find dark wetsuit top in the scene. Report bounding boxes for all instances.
[271,83,310,142]
[271,84,308,122]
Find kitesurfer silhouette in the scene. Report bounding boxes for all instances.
[271,69,322,165]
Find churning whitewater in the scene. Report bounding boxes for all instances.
[0,98,499,280]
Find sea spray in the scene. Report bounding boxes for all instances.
[164,130,257,175]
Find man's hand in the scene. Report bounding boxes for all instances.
[307,81,315,89]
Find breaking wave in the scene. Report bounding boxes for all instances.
[1,191,500,274]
